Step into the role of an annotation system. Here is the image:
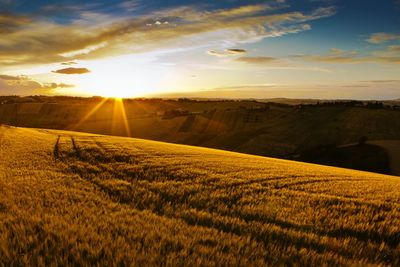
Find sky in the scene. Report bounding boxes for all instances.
[0,0,399,99]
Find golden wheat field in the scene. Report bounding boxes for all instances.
[0,125,400,266]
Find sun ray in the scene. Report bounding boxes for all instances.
[118,99,132,137]
[111,98,132,137]
[70,97,109,131]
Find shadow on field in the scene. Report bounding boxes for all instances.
[297,143,391,175]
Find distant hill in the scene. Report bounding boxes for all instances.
[1,125,399,265]
[1,96,400,175]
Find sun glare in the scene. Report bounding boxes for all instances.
[70,97,132,137]
[71,54,173,98]
[77,73,152,98]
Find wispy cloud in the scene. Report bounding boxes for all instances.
[388,45,400,52]
[61,61,78,65]
[119,0,140,12]
[367,32,400,44]
[232,56,330,72]
[235,56,279,64]
[296,46,400,64]
[0,13,31,34]
[360,79,400,84]
[41,82,75,89]
[0,3,336,67]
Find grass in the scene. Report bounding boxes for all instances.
[1,125,400,266]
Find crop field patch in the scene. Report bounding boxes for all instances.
[0,126,400,266]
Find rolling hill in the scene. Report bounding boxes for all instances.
[1,125,400,266]
[1,97,400,175]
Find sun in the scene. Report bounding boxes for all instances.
[77,74,150,98]
[69,54,172,98]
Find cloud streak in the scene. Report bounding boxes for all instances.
[207,48,247,57]
[296,47,400,64]
[52,67,91,74]
[0,13,31,34]
[61,61,78,65]
[235,56,279,64]
[119,0,140,12]
[0,3,336,67]
[367,32,400,44]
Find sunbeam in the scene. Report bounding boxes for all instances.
[112,98,132,137]
[70,97,109,131]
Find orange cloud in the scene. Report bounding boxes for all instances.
[207,48,247,57]
[367,33,400,44]
[227,49,247,54]
[52,67,91,74]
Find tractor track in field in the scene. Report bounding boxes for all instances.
[53,136,61,161]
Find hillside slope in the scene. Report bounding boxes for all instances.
[2,100,400,175]
[0,126,400,266]
[370,140,400,176]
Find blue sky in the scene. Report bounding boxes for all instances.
[0,0,399,99]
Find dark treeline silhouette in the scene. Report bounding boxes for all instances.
[2,96,400,110]
[297,100,398,110]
